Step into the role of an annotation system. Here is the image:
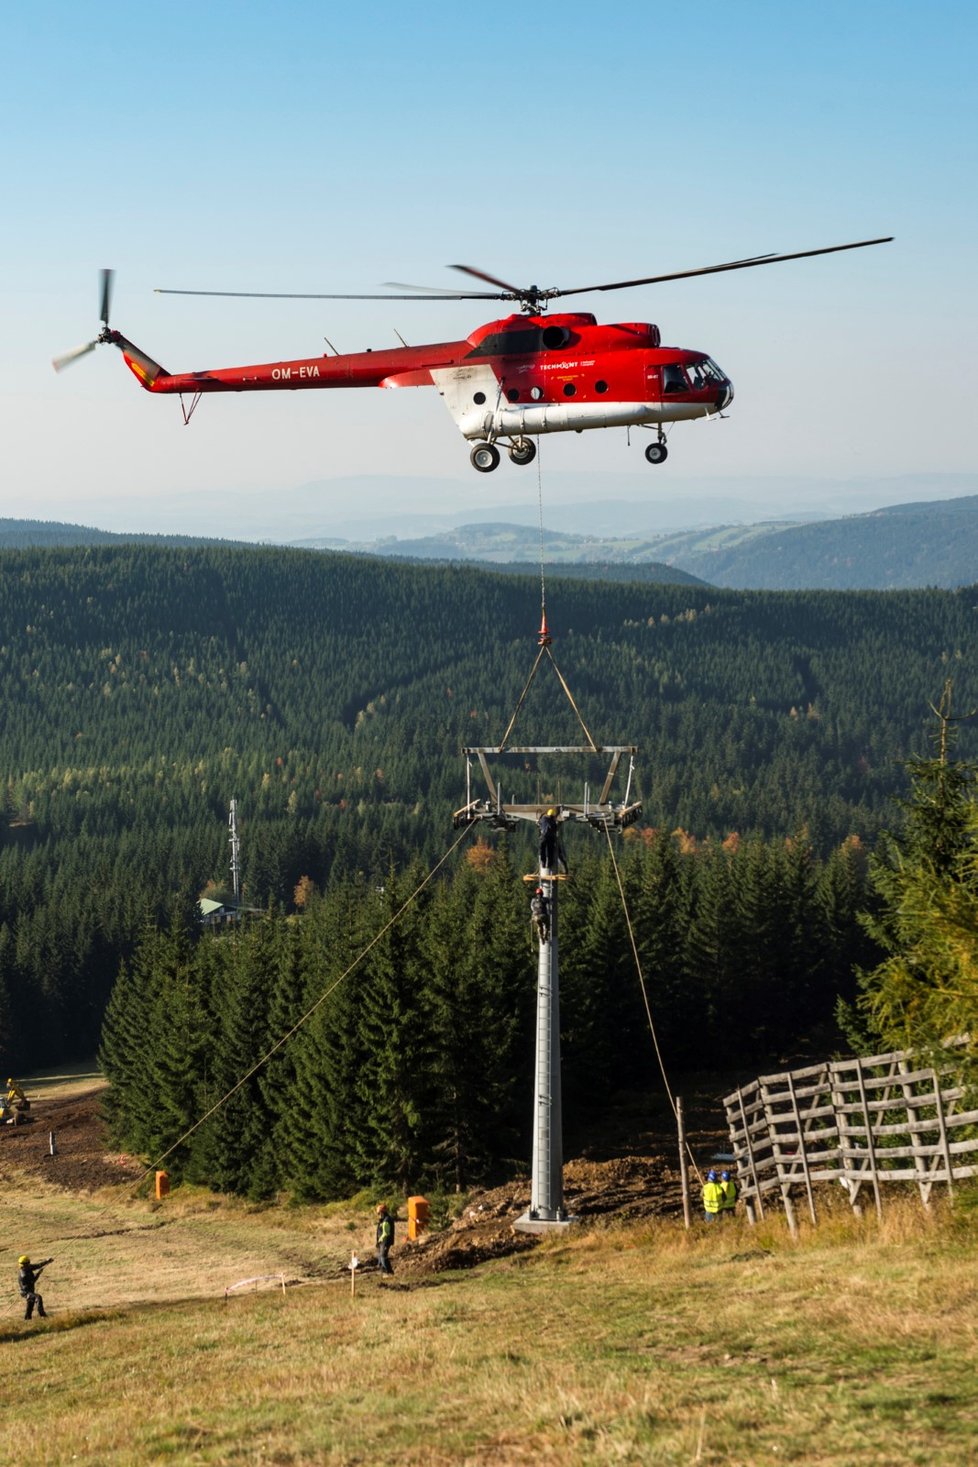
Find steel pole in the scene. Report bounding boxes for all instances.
[529,868,564,1220]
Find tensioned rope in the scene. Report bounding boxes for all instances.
[129,822,474,1195]
[601,815,703,1185]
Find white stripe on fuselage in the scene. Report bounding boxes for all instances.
[430,365,718,439]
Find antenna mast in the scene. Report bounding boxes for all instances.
[228,798,241,907]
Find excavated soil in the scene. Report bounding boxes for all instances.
[0,1089,144,1192]
[398,1154,685,1276]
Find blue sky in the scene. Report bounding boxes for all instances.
[2,0,975,534]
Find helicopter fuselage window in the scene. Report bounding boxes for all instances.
[661,365,688,394]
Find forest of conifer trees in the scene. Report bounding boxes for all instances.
[2,543,976,1193]
[98,832,875,1199]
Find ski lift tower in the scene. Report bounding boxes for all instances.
[453,734,641,1234]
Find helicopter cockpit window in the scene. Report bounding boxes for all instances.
[661,364,688,394]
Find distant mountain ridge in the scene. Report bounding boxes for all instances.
[0,518,243,550]
[293,494,978,590]
[6,493,978,590]
[671,494,978,589]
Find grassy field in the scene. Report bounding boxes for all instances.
[3,1173,977,1466]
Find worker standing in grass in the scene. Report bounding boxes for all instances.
[719,1169,738,1219]
[376,1204,394,1278]
[702,1170,723,1224]
[17,1254,52,1320]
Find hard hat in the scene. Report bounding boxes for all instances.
[376,1203,388,1214]
[706,1170,717,1182]
[721,1170,730,1181]
[535,886,543,895]
[547,808,556,816]
[18,1255,30,1265]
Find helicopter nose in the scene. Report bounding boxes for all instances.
[718,383,734,410]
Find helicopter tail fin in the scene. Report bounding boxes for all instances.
[109,332,169,391]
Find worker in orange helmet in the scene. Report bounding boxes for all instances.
[530,885,550,943]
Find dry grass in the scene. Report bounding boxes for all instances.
[2,1175,977,1464]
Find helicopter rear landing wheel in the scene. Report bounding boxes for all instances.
[470,442,500,473]
[508,439,537,466]
[645,441,668,465]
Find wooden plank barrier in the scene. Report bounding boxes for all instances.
[724,1048,978,1225]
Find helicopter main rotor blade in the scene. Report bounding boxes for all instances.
[154,236,892,313]
[384,279,505,298]
[52,340,98,373]
[449,264,527,295]
[99,267,114,327]
[154,287,503,301]
[554,237,894,299]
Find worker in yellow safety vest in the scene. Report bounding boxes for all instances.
[702,1169,723,1223]
[718,1170,738,1217]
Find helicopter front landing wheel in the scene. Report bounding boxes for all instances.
[645,441,668,465]
[470,442,500,473]
[508,438,537,467]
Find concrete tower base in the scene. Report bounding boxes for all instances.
[513,1211,580,1236]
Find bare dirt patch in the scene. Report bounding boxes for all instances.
[0,1088,143,1193]
[398,1153,686,1276]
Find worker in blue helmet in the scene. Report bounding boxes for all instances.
[719,1169,738,1219]
[702,1169,723,1224]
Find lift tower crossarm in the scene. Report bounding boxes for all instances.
[463,745,638,755]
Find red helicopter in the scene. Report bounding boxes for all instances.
[54,238,890,473]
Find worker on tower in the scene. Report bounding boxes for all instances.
[702,1170,723,1224]
[375,1203,394,1278]
[718,1169,738,1218]
[17,1254,52,1320]
[538,809,567,873]
[530,886,550,943]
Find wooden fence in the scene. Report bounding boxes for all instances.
[723,1049,978,1231]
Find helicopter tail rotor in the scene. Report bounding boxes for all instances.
[52,268,115,372]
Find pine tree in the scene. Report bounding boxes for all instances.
[425,845,530,1189]
[850,685,978,1069]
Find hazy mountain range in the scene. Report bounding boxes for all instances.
[3,484,978,590]
[288,493,978,591]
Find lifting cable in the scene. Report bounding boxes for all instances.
[497,442,598,754]
[510,446,701,1182]
[129,822,475,1196]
